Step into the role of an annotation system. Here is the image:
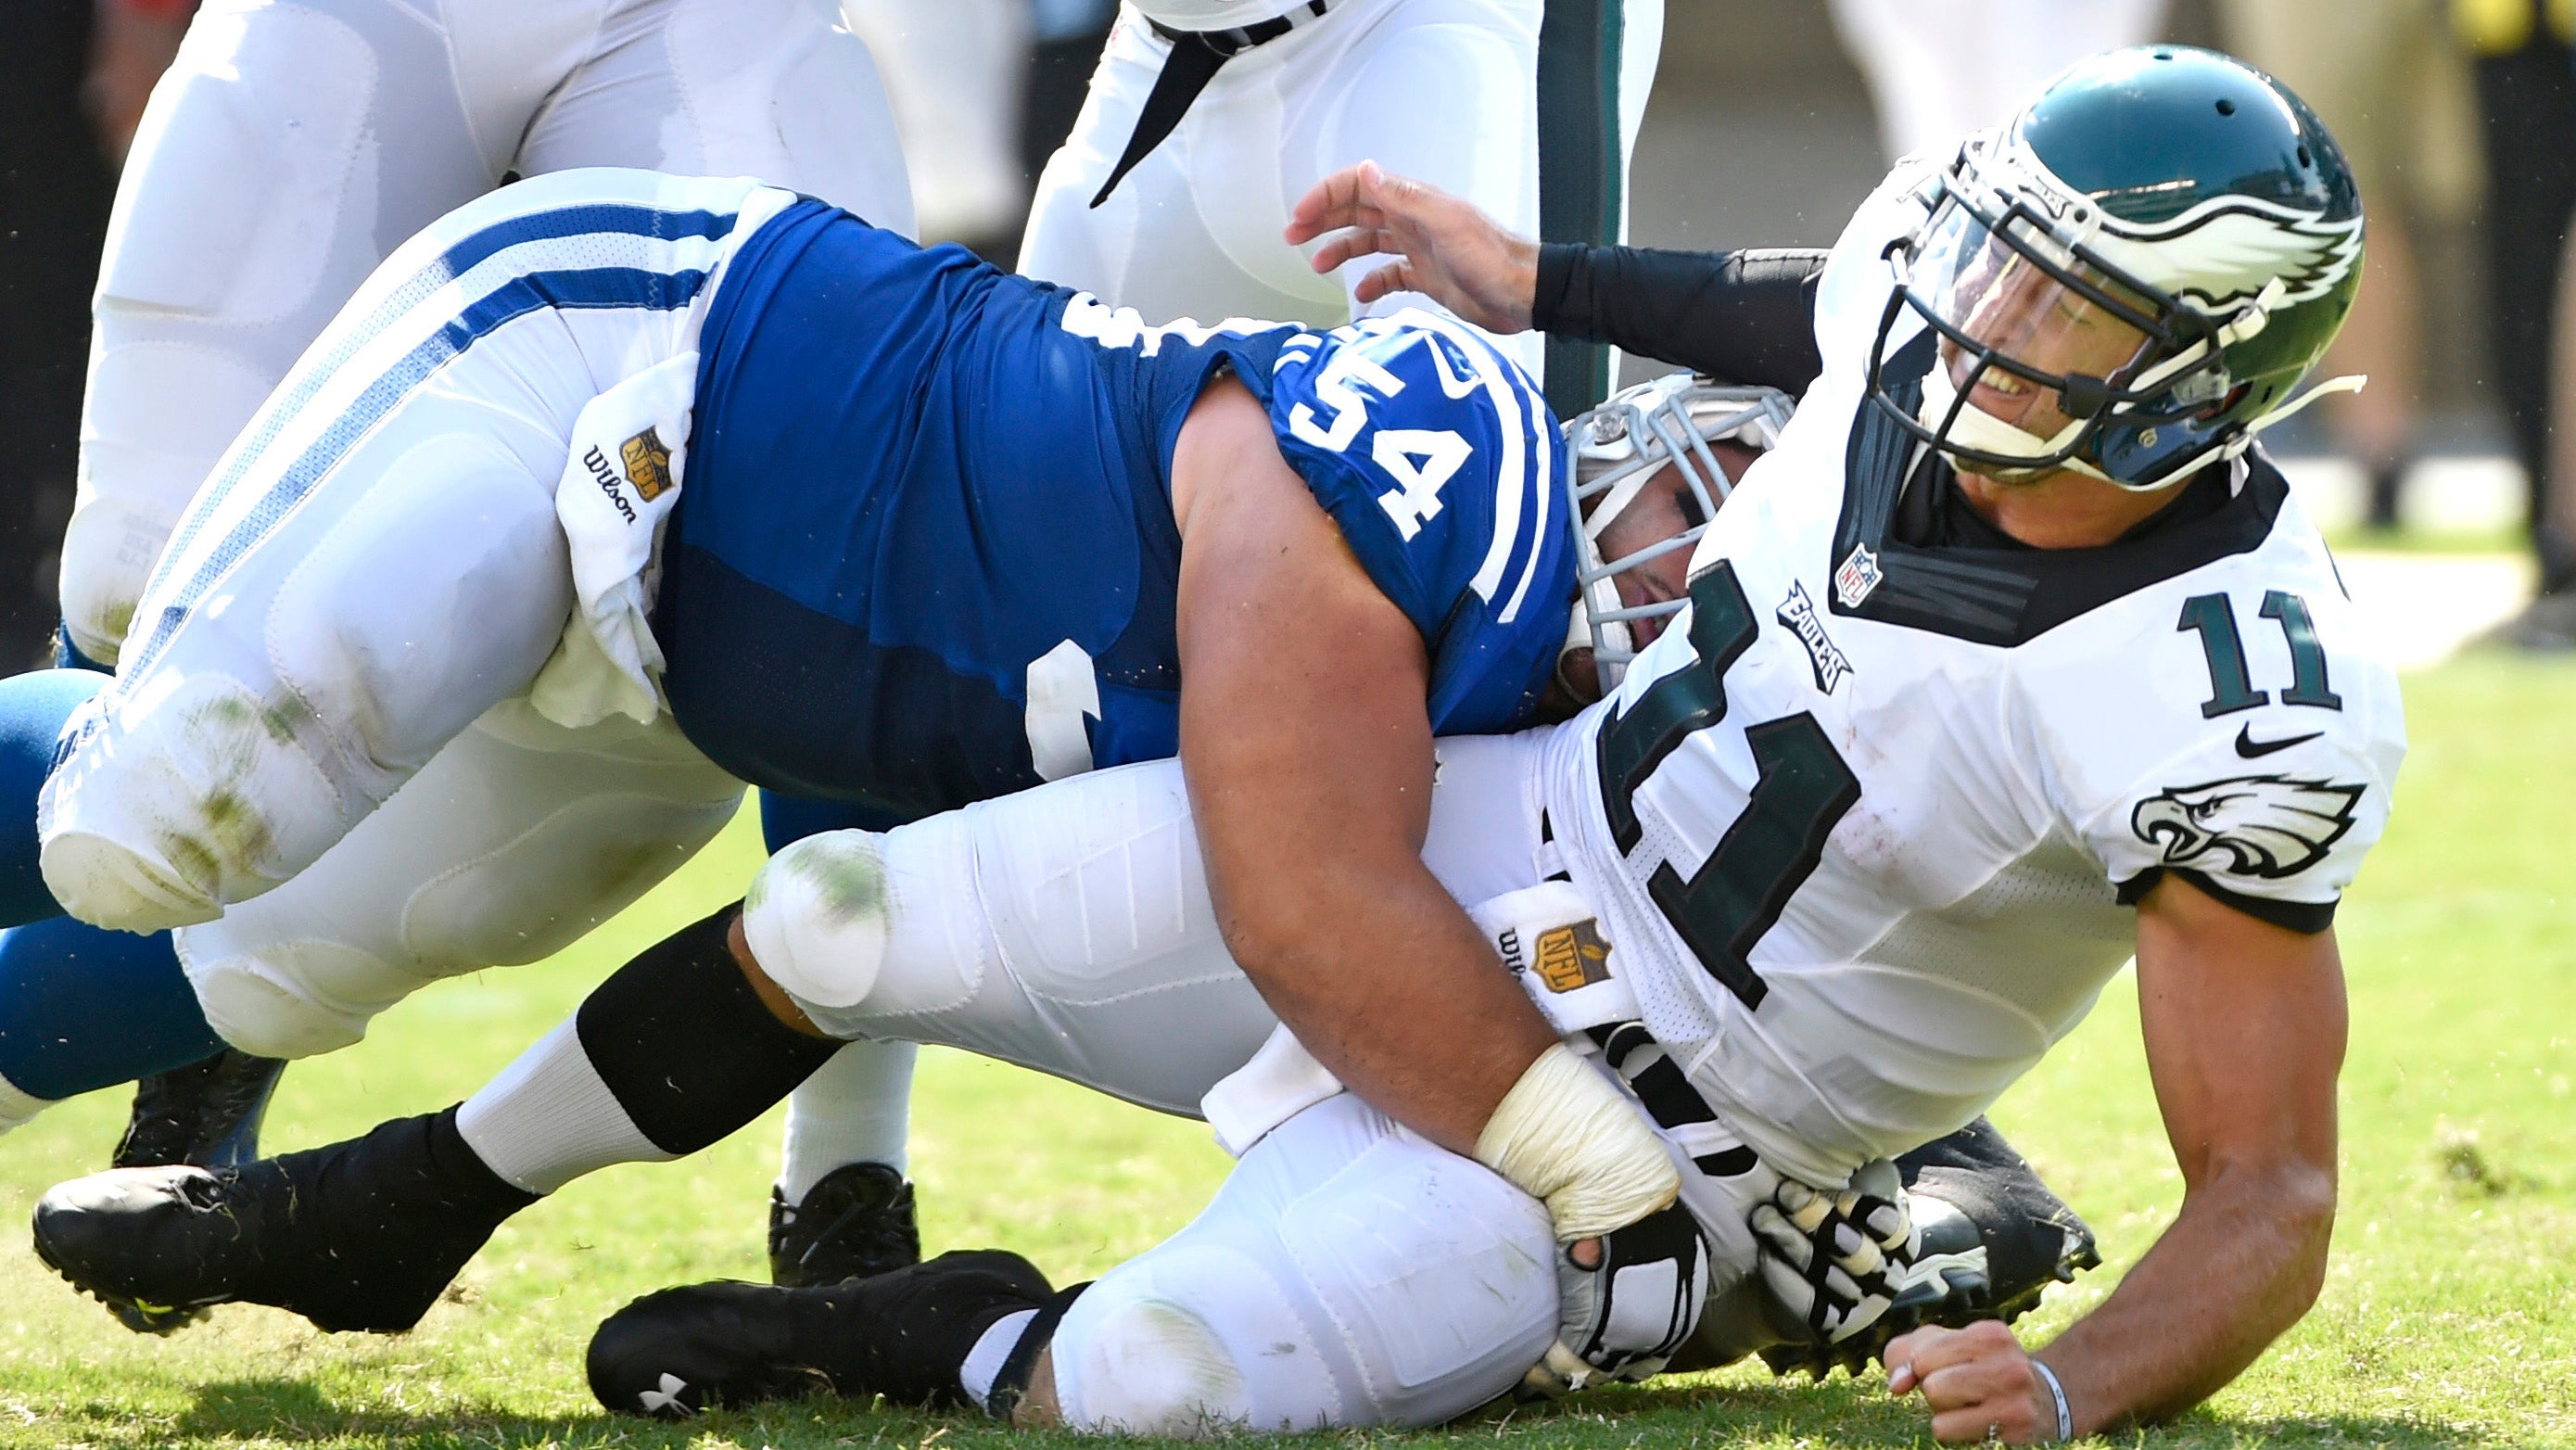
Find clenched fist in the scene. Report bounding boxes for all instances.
[1885,1321,2066,1444]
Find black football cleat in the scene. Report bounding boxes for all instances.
[115,1049,287,1171]
[768,1162,922,1287]
[1762,1116,2102,1380]
[591,1249,1052,1420]
[82,1049,286,1333]
[32,1109,536,1336]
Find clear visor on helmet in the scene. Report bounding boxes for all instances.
[1562,379,1794,695]
[1911,197,2163,465]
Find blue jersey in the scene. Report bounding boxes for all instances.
[659,200,1568,823]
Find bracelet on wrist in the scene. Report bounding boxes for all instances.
[2031,1358,2072,1444]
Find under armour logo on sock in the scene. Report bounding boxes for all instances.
[638,1373,692,1415]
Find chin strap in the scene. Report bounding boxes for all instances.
[1916,366,2119,485]
[1924,360,2371,491]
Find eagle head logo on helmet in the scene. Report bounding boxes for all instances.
[1866,45,2367,494]
[2130,774,2365,880]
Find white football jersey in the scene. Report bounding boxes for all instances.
[1538,161,2407,1188]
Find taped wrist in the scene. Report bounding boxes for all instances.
[1473,1042,1679,1240]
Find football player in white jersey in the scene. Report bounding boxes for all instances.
[39,47,2402,1444]
[1017,0,1659,388]
[678,46,2393,1442]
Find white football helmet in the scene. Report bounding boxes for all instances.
[1563,375,1795,693]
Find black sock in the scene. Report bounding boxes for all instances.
[255,1107,539,1332]
[577,902,845,1155]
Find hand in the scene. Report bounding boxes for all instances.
[1284,160,1541,333]
[1751,1157,1917,1345]
[1519,1202,1709,1398]
[84,1,194,165]
[1886,1322,2060,1444]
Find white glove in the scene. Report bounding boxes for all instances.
[1520,1201,1710,1398]
[1750,1157,1918,1345]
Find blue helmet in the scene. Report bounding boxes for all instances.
[1865,45,2366,490]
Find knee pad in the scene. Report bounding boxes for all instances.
[38,672,346,931]
[744,811,986,1032]
[742,828,895,1015]
[183,935,402,1059]
[1053,1277,1255,1436]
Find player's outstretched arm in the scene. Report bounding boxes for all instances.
[1885,876,2345,1444]
[1288,162,1830,393]
[1286,161,1542,333]
[1169,374,1557,1149]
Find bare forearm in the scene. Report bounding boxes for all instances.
[1214,851,1557,1155]
[2040,1165,2334,1433]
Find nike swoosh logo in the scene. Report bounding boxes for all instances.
[2235,724,2324,758]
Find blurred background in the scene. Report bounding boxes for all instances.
[6,0,2571,659]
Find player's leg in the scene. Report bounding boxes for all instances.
[588,1091,1561,1428]
[24,757,1278,1330]
[840,0,1021,246]
[172,702,743,1061]
[0,921,211,1137]
[514,0,928,1279]
[517,0,916,238]
[1015,9,1348,324]
[60,0,588,665]
[0,669,230,1151]
[36,169,778,935]
[754,795,926,1285]
[1255,0,1655,398]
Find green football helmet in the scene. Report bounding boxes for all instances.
[1866,45,2366,491]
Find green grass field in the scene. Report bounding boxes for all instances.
[2,647,2570,1449]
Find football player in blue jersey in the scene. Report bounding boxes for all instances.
[0,163,1641,1318]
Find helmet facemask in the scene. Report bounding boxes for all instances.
[1871,124,2363,492]
[1562,378,1794,695]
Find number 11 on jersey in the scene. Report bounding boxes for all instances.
[1594,563,1861,1010]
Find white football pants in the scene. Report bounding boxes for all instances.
[1015,0,1664,382]
[842,0,1032,244]
[65,0,913,666]
[745,736,1789,1429]
[1826,0,2170,162]
[749,735,1573,1430]
[38,171,792,1056]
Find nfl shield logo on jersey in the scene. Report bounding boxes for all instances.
[620,428,676,502]
[1834,546,1884,608]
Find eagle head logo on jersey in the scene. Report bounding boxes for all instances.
[2130,774,2363,879]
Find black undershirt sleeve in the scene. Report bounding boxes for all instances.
[2114,867,2339,935]
[1532,243,1830,393]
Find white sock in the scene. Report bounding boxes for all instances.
[959,1307,1039,1412]
[776,1037,916,1202]
[456,1018,675,1194]
[0,1066,57,1135]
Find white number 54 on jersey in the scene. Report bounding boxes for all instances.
[1286,336,1475,541]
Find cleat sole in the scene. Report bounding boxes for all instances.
[32,1233,214,1336]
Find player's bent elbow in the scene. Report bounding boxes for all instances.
[2204,1154,2339,1315]
[2278,1164,2340,1308]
